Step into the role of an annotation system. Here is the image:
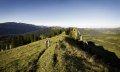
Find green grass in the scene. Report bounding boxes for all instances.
[1,32,119,72]
[0,32,66,72]
[61,39,108,72]
[0,39,47,72]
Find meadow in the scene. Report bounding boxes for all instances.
[0,32,119,72]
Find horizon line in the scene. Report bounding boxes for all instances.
[0,22,120,29]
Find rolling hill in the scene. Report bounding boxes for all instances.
[0,23,120,72]
[78,28,120,36]
[0,32,120,72]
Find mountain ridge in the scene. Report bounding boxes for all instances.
[0,22,48,35]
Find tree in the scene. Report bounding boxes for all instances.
[18,35,24,46]
[30,34,34,42]
[11,38,16,48]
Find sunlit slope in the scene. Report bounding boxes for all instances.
[0,32,65,72]
[0,32,110,72]
[0,37,46,71]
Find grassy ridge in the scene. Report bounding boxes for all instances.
[62,39,108,72]
[0,32,119,72]
[0,32,66,72]
[37,33,66,72]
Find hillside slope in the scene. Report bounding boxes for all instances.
[0,32,119,72]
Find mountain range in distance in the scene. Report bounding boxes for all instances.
[0,22,49,35]
[0,22,120,36]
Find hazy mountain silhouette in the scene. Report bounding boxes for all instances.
[0,22,48,35]
[78,28,120,35]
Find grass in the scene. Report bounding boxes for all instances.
[0,39,46,72]
[0,32,119,72]
[0,32,66,72]
[62,38,108,72]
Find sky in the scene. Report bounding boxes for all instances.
[0,0,120,28]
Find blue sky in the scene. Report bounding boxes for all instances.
[0,0,120,28]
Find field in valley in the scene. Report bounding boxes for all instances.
[83,33,120,58]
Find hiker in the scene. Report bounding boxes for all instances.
[45,39,50,48]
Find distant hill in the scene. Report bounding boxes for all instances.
[1,22,119,36]
[78,28,120,36]
[0,22,48,35]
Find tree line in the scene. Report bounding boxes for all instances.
[0,28,65,51]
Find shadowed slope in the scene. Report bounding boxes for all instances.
[65,37,120,71]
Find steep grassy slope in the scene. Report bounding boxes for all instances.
[0,32,119,72]
[0,33,65,72]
